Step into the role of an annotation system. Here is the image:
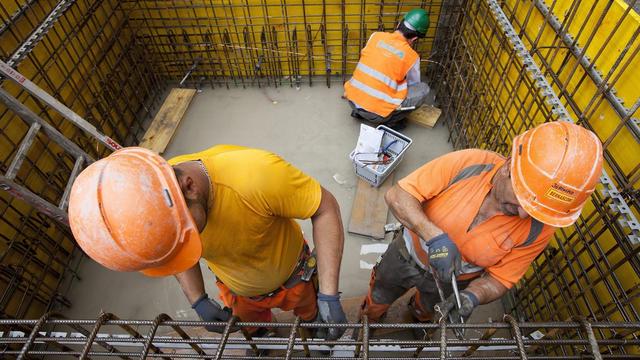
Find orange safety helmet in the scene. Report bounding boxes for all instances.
[511,121,603,227]
[68,147,202,276]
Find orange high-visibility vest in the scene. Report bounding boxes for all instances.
[344,32,419,117]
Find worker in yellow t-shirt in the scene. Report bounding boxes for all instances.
[68,145,347,340]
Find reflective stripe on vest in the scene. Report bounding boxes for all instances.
[348,78,404,106]
[355,63,408,92]
[376,40,405,59]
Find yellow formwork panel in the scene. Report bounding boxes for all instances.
[498,0,639,329]
[440,0,638,336]
[0,0,158,319]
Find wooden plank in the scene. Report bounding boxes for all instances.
[348,174,394,239]
[407,105,441,128]
[139,88,197,153]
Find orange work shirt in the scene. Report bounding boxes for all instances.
[398,149,556,288]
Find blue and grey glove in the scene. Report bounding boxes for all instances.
[434,290,479,321]
[192,293,232,333]
[316,292,347,340]
[426,233,461,283]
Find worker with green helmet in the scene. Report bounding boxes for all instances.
[344,8,431,129]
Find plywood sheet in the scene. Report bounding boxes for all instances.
[140,88,197,153]
[348,175,394,239]
[407,105,441,128]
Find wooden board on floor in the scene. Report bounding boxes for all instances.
[407,105,441,128]
[139,88,197,153]
[348,175,394,239]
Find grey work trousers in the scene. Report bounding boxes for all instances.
[350,82,430,127]
[364,231,473,322]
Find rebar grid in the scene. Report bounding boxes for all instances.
[0,0,163,320]
[428,1,639,355]
[1,314,638,359]
[0,2,638,354]
[124,0,445,88]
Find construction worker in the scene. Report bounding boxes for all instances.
[344,8,431,129]
[68,145,347,340]
[361,122,603,327]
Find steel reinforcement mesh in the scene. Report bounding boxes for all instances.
[0,0,638,357]
[124,0,445,88]
[1,313,639,359]
[428,0,639,339]
[0,0,163,320]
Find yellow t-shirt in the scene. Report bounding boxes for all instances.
[168,145,322,296]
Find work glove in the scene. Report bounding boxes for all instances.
[316,292,348,340]
[192,293,233,333]
[434,290,479,322]
[426,233,461,283]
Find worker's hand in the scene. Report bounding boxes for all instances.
[425,233,461,283]
[316,292,347,340]
[434,290,479,322]
[191,293,232,333]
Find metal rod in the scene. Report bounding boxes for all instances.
[285,316,300,360]
[16,311,50,360]
[80,312,113,359]
[504,314,527,360]
[532,0,640,140]
[462,326,497,357]
[215,316,239,360]
[363,314,370,360]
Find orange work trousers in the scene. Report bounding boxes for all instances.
[217,277,318,333]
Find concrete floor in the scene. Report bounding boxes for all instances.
[63,85,504,325]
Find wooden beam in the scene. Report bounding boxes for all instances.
[140,88,197,153]
[348,175,394,239]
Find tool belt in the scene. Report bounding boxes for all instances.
[247,243,317,301]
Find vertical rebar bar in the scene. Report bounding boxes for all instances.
[285,316,300,360]
[504,314,527,360]
[17,311,50,360]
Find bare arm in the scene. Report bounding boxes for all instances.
[385,185,443,241]
[174,263,206,304]
[310,187,344,296]
[464,274,508,304]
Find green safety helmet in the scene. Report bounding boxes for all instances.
[403,8,429,38]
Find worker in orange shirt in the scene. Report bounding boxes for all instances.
[68,145,347,340]
[361,122,603,326]
[344,8,431,129]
